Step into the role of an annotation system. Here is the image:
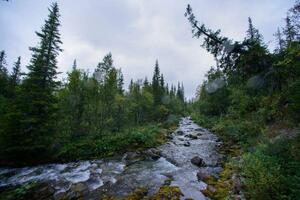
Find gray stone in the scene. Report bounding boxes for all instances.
[144,148,161,160]
[67,182,88,199]
[176,130,184,135]
[195,128,204,132]
[185,134,198,139]
[183,141,191,147]
[191,156,206,167]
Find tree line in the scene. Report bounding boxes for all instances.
[0,2,186,166]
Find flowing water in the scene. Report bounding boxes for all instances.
[0,117,222,200]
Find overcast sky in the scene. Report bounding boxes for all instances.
[0,0,295,98]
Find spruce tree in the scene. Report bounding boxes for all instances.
[10,56,22,88]
[72,59,77,70]
[284,15,297,44]
[246,17,262,43]
[0,50,9,96]
[160,73,165,92]
[274,28,285,52]
[117,68,124,94]
[152,60,161,105]
[17,2,63,159]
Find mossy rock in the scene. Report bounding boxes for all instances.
[151,186,183,200]
[124,188,148,200]
[201,162,235,200]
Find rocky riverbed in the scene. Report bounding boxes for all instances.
[0,117,223,200]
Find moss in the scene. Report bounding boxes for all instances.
[201,162,235,200]
[0,182,38,200]
[150,186,183,200]
[124,188,148,200]
[103,186,184,200]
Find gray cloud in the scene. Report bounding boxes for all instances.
[0,0,294,98]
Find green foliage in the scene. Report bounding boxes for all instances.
[56,124,165,161]
[187,2,300,199]
[242,135,300,200]
[286,78,300,122]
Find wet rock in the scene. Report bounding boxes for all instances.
[191,156,206,167]
[178,137,185,141]
[232,173,242,194]
[207,185,216,193]
[216,142,222,148]
[176,130,184,135]
[124,152,142,165]
[185,134,198,139]
[67,182,88,199]
[195,128,204,132]
[144,148,161,160]
[25,182,55,200]
[167,134,174,140]
[183,141,191,147]
[163,178,173,186]
[55,191,68,200]
[196,171,211,182]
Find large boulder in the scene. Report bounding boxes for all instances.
[191,156,206,167]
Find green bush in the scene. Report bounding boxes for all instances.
[242,135,300,200]
[211,117,263,145]
[242,150,282,200]
[56,124,164,161]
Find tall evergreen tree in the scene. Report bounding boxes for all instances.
[0,50,9,96]
[274,28,285,52]
[0,51,8,74]
[17,2,63,158]
[152,60,161,105]
[117,68,124,94]
[284,15,297,44]
[95,53,113,83]
[176,82,185,102]
[246,17,262,43]
[10,56,22,88]
[72,59,77,70]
